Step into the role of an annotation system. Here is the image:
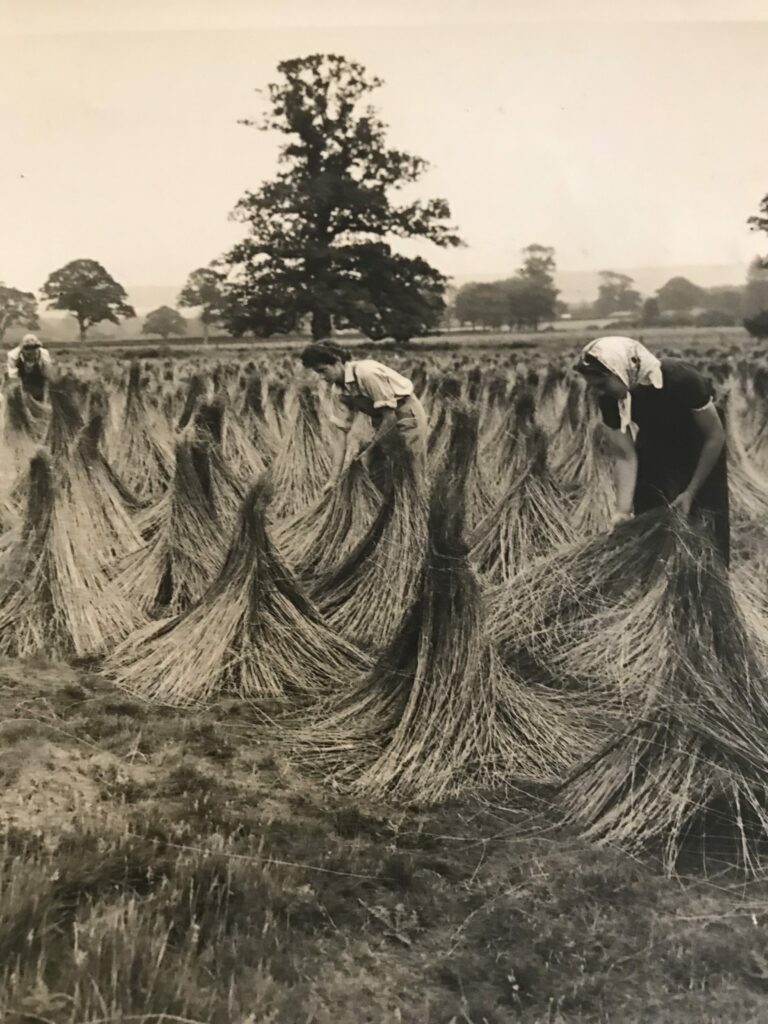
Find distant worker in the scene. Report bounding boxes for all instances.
[6,333,53,402]
[301,342,428,493]
[575,335,729,566]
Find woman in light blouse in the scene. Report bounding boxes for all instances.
[301,342,428,492]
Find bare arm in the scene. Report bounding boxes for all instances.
[686,404,725,499]
[353,366,401,456]
[605,427,638,518]
[670,403,725,514]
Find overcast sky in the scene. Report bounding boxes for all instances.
[2,0,767,293]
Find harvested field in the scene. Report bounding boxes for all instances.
[3,333,768,1021]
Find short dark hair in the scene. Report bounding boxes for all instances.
[300,342,352,370]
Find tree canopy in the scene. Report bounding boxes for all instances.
[177,267,230,343]
[0,284,39,343]
[743,257,768,339]
[655,276,705,312]
[41,259,135,342]
[744,196,768,338]
[453,245,561,332]
[142,306,187,341]
[219,54,462,341]
[748,193,768,240]
[640,297,661,326]
[593,272,642,317]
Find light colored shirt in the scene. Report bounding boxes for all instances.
[6,346,52,381]
[329,359,415,431]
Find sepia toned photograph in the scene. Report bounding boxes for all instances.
[2,1,768,1020]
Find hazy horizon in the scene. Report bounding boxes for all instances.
[3,1,767,296]
[23,262,748,325]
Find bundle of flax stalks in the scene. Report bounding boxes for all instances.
[45,376,85,457]
[4,384,49,465]
[265,379,288,440]
[536,365,568,434]
[471,427,576,585]
[220,395,268,485]
[548,375,586,469]
[291,408,585,803]
[553,395,617,536]
[112,361,173,501]
[743,369,768,472]
[109,477,371,707]
[190,397,247,531]
[117,438,230,616]
[723,388,768,524]
[77,397,148,516]
[489,510,686,698]
[568,437,616,535]
[241,370,278,463]
[273,454,381,578]
[176,373,210,431]
[310,431,428,651]
[9,377,85,510]
[482,384,539,492]
[70,410,144,570]
[0,451,143,658]
[270,384,332,517]
[552,515,768,869]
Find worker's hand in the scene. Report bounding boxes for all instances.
[671,489,693,517]
[610,510,633,528]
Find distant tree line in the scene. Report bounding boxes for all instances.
[452,267,750,334]
[452,245,563,331]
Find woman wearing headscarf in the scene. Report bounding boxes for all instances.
[301,342,428,493]
[5,333,53,402]
[575,336,729,566]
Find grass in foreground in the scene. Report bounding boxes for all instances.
[2,662,768,1023]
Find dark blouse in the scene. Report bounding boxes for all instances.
[14,358,47,402]
[598,358,729,565]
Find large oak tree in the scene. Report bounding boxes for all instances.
[220,54,462,341]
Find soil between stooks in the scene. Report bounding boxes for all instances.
[3,661,768,1024]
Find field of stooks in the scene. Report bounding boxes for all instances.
[6,337,768,1023]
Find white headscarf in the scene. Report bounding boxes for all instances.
[580,336,663,439]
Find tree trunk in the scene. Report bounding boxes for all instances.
[203,321,209,346]
[311,309,332,341]
[78,318,87,343]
